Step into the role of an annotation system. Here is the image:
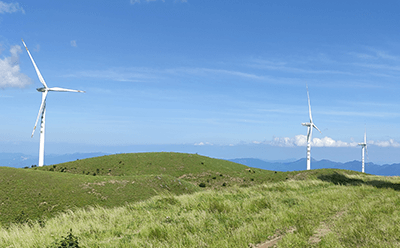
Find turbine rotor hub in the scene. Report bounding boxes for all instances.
[36,87,46,92]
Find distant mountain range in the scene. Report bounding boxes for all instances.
[229,158,400,176]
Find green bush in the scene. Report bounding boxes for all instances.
[49,229,79,248]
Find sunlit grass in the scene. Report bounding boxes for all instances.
[1,173,399,247]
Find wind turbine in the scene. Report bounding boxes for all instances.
[22,39,85,167]
[301,86,321,170]
[358,129,368,173]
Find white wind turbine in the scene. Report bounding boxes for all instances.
[358,129,368,173]
[301,86,321,170]
[22,39,85,167]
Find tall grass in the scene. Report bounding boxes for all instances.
[2,173,399,247]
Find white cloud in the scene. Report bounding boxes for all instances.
[368,139,400,148]
[270,135,358,147]
[312,136,358,147]
[0,1,25,14]
[0,45,32,88]
[194,142,213,146]
[269,135,400,148]
[70,40,77,47]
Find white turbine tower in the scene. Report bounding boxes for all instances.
[358,130,368,173]
[301,86,321,170]
[22,39,85,167]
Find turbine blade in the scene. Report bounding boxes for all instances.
[21,39,48,89]
[364,129,367,144]
[31,91,48,137]
[307,85,313,123]
[47,87,85,93]
[313,124,322,133]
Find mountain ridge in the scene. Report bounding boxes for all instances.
[229,157,400,176]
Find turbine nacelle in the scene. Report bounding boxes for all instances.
[36,87,47,92]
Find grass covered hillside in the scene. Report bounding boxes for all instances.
[1,152,291,226]
[0,167,199,226]
[35,152,294,188]
[1,171,400,247]
[4,152,396,247]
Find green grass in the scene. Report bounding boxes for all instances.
[0,152,290,226]
[34,152,291,187]
[0,166,199,226]
[1,172,400,247]
[2,152,399,247]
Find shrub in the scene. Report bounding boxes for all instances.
[49,229,79,248]
[199,183,206,188]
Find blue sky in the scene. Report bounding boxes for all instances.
[1,1,400,164]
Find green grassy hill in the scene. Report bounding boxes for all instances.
[3,152,394,247]
[1,167,399,247]
[0,152,293,226]
[34,152,292,187]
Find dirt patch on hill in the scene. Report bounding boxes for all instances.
[249,227,296,248]
[252,210,346,247]
[308,210,346,244]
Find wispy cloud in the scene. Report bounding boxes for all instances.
[67,66,269,83]
[65,67,161,82]
[0,1,25,14]
[352,62,400,72]
[70,40,77,48]
[319,110,400,118]
[165,67,268,80]
[0,45,32,88]
[248,58,354,76]
[364,47,400,61]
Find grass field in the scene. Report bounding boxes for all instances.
[1,152,286,226]
[1,152,399,247]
